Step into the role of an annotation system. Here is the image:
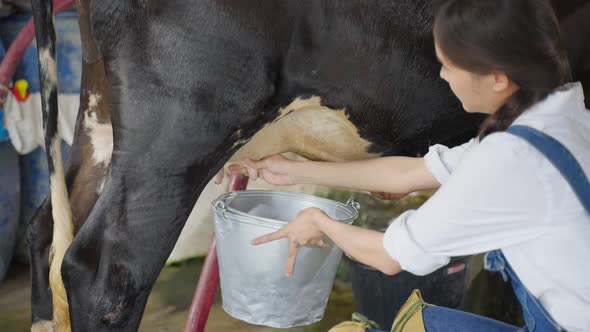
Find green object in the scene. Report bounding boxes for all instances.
[352,312,381,329]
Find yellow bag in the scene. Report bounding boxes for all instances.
[328,289,429,332]
[390,289,429,332]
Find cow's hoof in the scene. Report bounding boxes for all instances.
[31,320,54,332]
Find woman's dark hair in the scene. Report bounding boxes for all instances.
[433,0,572,139]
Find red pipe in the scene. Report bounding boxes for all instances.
[0,0,75,107]
[184,170,249,332]
[184,237,220,332]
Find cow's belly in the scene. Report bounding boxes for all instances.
[231,96,380,163]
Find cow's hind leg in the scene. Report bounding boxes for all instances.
[29,90,112,331]
[29,199,54,331]
[29,0,111,328]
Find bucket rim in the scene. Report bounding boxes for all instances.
[212,190,359,226]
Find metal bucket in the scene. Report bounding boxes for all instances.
[212,190,359,328]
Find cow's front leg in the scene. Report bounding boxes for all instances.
[60,158,228,331]
[58,83,274,330]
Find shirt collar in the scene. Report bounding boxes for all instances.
[513,82,586,125]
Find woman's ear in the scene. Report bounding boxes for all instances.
[492,72,511,92]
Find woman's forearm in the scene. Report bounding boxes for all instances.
[291,156,439,193]
[316,213,401,275]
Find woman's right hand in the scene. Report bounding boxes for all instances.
[231,153,301,186]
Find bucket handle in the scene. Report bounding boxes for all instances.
[346,197,361,210]
[213,200,232,238]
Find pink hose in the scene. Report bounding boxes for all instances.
[0,0,75,107]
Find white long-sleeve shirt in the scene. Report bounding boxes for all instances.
[383,82,590,331]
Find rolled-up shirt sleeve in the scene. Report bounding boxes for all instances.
[383,133,548,276]
[423,138,477,184]
[383,210,451,275]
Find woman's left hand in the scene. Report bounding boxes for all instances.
[251,207,331,277]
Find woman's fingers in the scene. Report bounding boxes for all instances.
[259,168,278,183]
[212,168,223,185]
[316,239,330,249]
[226,163,256,181]
[245,158,265,170]
[284,239,328,277]
[286,241,298,277]
[224,154,291,184]
[251,229,285,245]
[249,167,259,180]
[248,158,275,181]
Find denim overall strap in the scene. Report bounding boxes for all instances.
[484,250,563,331]
[484,125,590,331]
[505,125,590,214]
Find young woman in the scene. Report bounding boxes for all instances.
[238,0,590,330]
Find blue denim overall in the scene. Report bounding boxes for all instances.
[484,125,590,331]
[368,125,589,332]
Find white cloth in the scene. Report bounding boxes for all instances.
[3,92,79,154]
[383,82,590,331]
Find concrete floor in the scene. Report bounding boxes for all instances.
[0,259,355,332]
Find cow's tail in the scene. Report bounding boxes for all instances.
[31,1,74,331]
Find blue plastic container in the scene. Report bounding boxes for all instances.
[0,37,19,282]
[0,11,80,263]
[0,39,8,143]
[0,141,20,282]
[0,111,9,143]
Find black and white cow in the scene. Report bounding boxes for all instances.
[28,0,590,331]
